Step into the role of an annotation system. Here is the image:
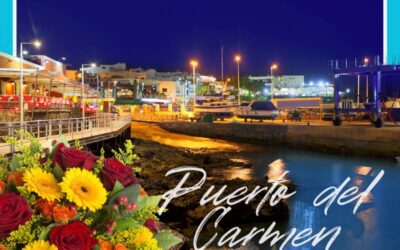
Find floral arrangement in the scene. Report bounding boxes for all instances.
[0,131,181,250]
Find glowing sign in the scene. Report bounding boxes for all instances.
[384,0,400,64]
[0,0,16,56]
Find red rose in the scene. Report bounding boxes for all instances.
[100,158,140,191]
[49,221,97,250]
[53,143,98,170]
[144,219,159,233]
[0,193,32,238]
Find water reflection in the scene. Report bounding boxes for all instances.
[259,151,396,250]
[132,123,400,249]
[267,158,287,180]
[210,167,253,180]
[131,122,243,152]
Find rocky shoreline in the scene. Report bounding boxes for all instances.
[131,138,295,248]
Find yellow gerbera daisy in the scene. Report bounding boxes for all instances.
[23,168,63,201]
[23,240,57,250]
[59,168,107,211]
[132,226,154,245]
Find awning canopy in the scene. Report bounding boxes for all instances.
[0,51,82,94]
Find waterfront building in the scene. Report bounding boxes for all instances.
[0,52,82,121]
[81,63,217,105]
[249,75,305,89]
[248,75,334,97]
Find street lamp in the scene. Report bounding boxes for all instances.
[364,57,369,66]
[19,40,41,124]
[235,55,241,104]
[81,63,96,121]
[190,60,198,105]
[270,64,278,100]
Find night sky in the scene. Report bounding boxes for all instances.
[18,0,383,81]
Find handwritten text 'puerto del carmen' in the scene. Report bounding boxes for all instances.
[158,166,384,250]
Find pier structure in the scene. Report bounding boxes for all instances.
[330,0,400,128]
[330,57,400,128]
[0,113,131,155]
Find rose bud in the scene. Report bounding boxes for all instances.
[144,219,159,233]
[52,143,98,171]
[112,203,119,210]
[100,158,140,191]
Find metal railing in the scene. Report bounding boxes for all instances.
[0,113,131,154]
[329,55,382,70]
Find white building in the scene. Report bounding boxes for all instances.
[85,63,127,74]
[249,75,305,89]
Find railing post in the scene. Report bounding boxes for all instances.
[45,123,49,139]
[37,121,40,138]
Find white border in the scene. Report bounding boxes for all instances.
[383,0,388,64]
[12,0,17,57]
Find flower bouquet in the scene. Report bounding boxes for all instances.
[0,132,182,250]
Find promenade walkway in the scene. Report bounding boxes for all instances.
[0,114,131,155]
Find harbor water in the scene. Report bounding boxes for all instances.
[132,122,400,249]
[240,147,399,249]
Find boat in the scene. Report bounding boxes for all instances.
[193,101,236,121]
[236,101,279,122]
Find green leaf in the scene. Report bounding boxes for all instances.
[39,224,55,240]
[6,178,17,192]
[114,218,140,232]
[92,245,100,250]
[109,181,124,198]
[154,231,182,250]
[52,165,64,181]
[9,155,21,171]
[108,184,141,206]
[137,195,162,210]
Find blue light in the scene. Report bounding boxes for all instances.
[0,0,16,56]
[384,0,400,64]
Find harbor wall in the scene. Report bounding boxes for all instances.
[159,122,400,158]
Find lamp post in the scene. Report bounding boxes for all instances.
[235,55,241,104]
[270,64,278,101]
[364,57,369,103]
[190,60,198,105]
[81,63,96,121]
[19,40,41,124]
